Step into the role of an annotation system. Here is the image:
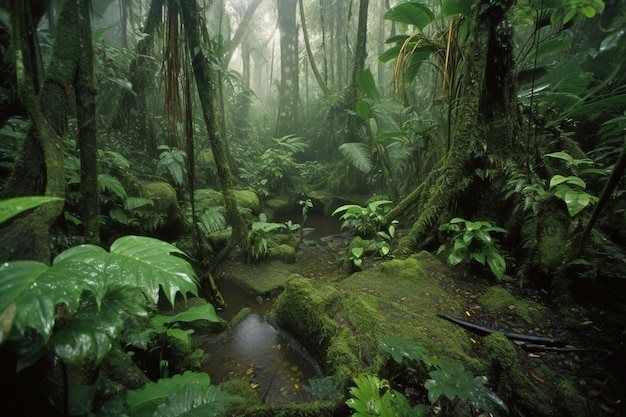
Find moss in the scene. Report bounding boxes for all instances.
[338,252,481,370]
[272,278,342,367]
[265,197,291,217]
[230,401,339,417]
[228,262,298,296]
[234,189,261,214]
[220,378,261,407]
[268,243,296,264]
[229,307,253,328]
[482,332,523,400]
[556,379,595,417]
[480,286,545,327]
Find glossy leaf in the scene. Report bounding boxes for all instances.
[0,196,63,225]
[384,3,435,30]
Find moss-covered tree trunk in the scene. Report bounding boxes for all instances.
[180,0,247,256]
[402,0,516,251]
[0,0,66,263]
[39,0,99,244]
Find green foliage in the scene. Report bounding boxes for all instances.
[299,198,313,240]
[345,374,414,417]
[332,198,393,238]
[0,236,198,367]
[346,339,507,416]
[377,220,399,258]
[239,134,310,196]
[0,223,235,416]
[378,336,435,370]
[157,145,187,186]
[0,196,64,224]
[545,152,600,217]
[124,371,241,417]
[439,218,509,280]
[340,69,409,195]
[246,214,287,261]
[425,360,508,415]
[350,246,365,270]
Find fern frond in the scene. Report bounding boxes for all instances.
[339,142,373,173]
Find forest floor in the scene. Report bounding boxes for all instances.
[211,229,626,417]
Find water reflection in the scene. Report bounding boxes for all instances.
[203,312,322,403]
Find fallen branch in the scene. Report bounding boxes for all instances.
[437,314,567,347]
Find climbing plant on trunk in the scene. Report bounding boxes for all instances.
[180,0,247,259]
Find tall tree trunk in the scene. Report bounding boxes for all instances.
[112,0,163,158]
[346,0,369,138]
[223,0,265,68]
[74,0,99,244]
[180,0,247,258]
[402,0,516,251]
[299,0,329,97]
[0,0,66,263]
[275,0,299,137]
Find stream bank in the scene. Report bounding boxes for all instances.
[208,245,625,417]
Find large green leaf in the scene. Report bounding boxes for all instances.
[151,304,222,327]
[12,260,97,342]
[384,2,435,30]
[126,371,211,413]
[156,380,241,417]
[108,236,199,306]
[0,196,64,224]
[356,69,380,101]
[0,261,48,343]
[442,0,474,16]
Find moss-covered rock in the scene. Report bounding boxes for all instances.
[265,196,292,218]
[234,189,261,214]
[480,286,545,327]
[268,243,297,264]
[224,261,299,296]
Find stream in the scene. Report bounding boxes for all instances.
[202,213,343,403]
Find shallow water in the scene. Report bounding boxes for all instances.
[203,309,322,403]
[203,213,342,403]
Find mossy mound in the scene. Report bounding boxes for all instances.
[222,259,300,296]
[234,189,261,214]
[480,285,546,327]
[271,251,482,378]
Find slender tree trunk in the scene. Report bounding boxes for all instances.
[318,0,328,86]
[346,0,369,138]
[223,0,265,68]
[299,0,329,97]
[112,0,163,158]
[180,0,247,256]
[74,0,99,244]
[275,0,299,137]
